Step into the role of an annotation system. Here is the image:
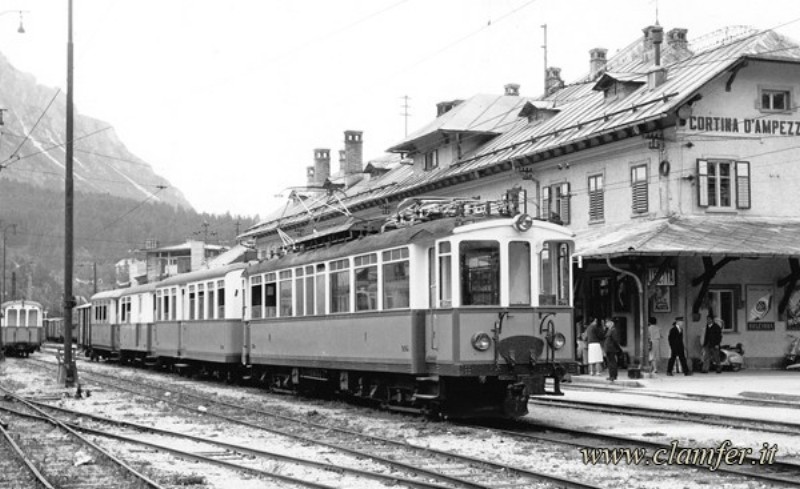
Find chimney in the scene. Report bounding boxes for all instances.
[313,148,330,184]
[343,130,363,175]
[667,27,688,51]
[646,25,667,88]
[306,166,316,187]
[504,83,520,96]
[545,67,564,97]
[589,48,608,80]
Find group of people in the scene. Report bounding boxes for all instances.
[579,314,725,380]
[577,318,623,381]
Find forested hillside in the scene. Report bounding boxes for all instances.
[0,178,257,316]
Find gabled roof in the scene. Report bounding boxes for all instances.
[574,216,800,259]
[387,93,533,153]
[243,27,800,242]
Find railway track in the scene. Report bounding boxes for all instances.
[26,357,601,489]
[481,418,800,488]
[529,396,800,436]
[0,385,166,489]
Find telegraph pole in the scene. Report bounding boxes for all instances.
[60,0,77,387]
[541,24,548,96]
[400,95,411,137]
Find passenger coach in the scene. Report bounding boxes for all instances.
[1,300,44,357]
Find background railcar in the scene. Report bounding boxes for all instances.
[152,264,246,376]
[118,283,157,364]
[1,300,45,357]
[243,213,574,417]
[76,303,92,351]
[88,289,124,361]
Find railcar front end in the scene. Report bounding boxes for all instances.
[1,300,45,357]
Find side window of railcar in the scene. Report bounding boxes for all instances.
[439,241,452,307]
[294,268,305,316]
[382,248,410,309]
[217,280,225,318]
[460,241,500,306]
[251,276,263,319]
[279,270,293,317]
[198,284,205,320]
[329,259,350,313]
[509,241,532,305]
[265,273,277,318]
[540,241,572,306]
[315,264,326,315]
[188,285,196,320]
[354,253,378,311]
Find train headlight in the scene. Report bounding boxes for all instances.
[513,213,534,232]
[547,332,567,350]
[471,332,492,352]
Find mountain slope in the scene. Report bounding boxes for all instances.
[0,51,192,209]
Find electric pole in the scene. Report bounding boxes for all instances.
[400,95,411,137]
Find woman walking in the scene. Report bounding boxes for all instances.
[585,318,603,376]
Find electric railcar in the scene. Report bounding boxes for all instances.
[84,207,575,418]
[1,300,44,357]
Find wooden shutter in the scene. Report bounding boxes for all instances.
[736,161,751,209]
[697,159,709,207]
[541,186,551,220]
[631,165,648,214]
[557,182,571,224]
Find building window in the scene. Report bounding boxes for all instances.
[760,89,790,112]
[588,174,604,221]
[424,150,438,171]
[631,164,648,214]
[541,183,571,223]
[697,159,750,209]
[382,248,410,309]
[354,253,378,311]
[706,287,738,332]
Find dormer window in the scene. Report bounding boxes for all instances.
[592,72,645,103]
[424,150,439,171]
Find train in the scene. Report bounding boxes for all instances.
[1,300,44,357]
[78,199,576,418]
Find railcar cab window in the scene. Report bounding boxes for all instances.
[460,241,500,306]
[330,259,351,313]
[540,241,571,306]
[438,241,453,307]
[509,241,531,305]
[250,276,262,319]
[354,253,378,311]
[382,247,410,309]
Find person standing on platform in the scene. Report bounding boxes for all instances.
[701,316,723,374]
[667,316,691,376]
[648,317,662,373]
[585,318,603,376]
[603,319,622,381]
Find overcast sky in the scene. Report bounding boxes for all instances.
[1,0,799,217]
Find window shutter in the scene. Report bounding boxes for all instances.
[736,161,751,209]
[697,159,709,207]
[589,190,604,221]
[542,186,551,220]
[631,165,648,214]
[558,182,571,224]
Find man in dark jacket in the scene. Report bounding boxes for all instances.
[603,319,622,381]
[702,316,723,373]
[667,316,691,376]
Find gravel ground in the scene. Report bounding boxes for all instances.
[2,354,796,489]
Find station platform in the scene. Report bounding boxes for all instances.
[564,369,800,403]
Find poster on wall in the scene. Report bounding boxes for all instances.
[787,284,800,331]
[651,285,671,313]
[746,284,776,330]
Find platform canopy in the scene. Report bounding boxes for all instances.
[574,216,800,259]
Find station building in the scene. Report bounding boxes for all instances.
[241,25,800,370]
